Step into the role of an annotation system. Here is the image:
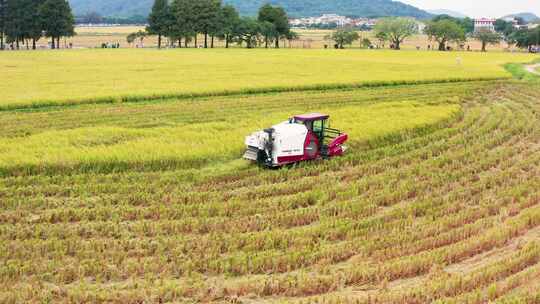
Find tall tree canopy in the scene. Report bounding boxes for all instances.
[424,19,466,51]
[373,17,418,50]
[217,4,240,48]
[0,0,6,49]
[147,0,172,48]
[141,1,293,49]
[325,28,359,49]
[257,4,290,48]
[193,0,221,48]
[170,0,196,48]
[432,14,474,34]
[511,27,540,49]
[4,0,26,48]
[234,17,260,48]
[0,0,74,50]
[39,0,75,49]
[473,29,502,52]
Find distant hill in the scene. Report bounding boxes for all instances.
[69,0,152,18]
[502,12,540,23]
[68,0,432,19]
[427,9,468,19]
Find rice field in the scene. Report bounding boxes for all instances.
[1,72,540,303]
[0,49,535,110]
[0,83,466,176]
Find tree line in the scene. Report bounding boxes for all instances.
[421,15,540,52]
[422,15,536,52]
[0,0,75,50]
[144,0,295,49]
[326,14,540,52]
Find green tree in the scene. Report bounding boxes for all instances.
[126,32,137,45]
[431,14,455,22]
[206,0,224,48]
[217,4,239,48]
[4,0,22,49]
[257,4,289,48]
[375,31,388,48]
[127,30,148,47]
[0,0,6,50]
[39,0,74,49]
[373,17,418,50]
[325,28,359,49]
[509,28,539,50]
[26,0,46,49]
[360,38,372,48]
[510,29,530,49]
[494,19,511,32]
[234,17,260,48]
[460,17,475,34]
[473,29,502,52]
[424,19,465,51]
[431,15,474,34]
[284,30,298,47]
[171,0,196,48]
[259,20,275,48]
[147,0,172,49]
[4,0,43,50]
[193,0,221,48]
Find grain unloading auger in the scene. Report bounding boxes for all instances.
[243,113,348,167]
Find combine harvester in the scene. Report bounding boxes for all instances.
[243,113,348,167]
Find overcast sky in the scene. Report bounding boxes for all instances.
[399,0,540,18]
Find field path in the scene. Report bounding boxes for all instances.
[525,63,540,75]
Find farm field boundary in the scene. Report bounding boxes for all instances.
[504,58,540,81]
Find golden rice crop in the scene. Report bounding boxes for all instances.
[0,83,464,176]
[0,49,535,110]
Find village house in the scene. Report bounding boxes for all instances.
[289,14,376,29]
[474,18,496,32]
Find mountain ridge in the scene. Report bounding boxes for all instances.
[502,12,540,23]
[427,9,468,19]
[68,0,432,19]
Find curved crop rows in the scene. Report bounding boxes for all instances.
[0,80,539,303]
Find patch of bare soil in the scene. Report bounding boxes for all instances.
[445,226,540,275]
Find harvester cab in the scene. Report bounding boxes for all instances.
[243,113,348,167]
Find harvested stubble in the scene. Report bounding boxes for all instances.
[0,80,539,303]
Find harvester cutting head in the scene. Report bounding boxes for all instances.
[243,113,348,167]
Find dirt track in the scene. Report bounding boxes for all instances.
[526,63,540,75]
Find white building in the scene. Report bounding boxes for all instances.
[289,14,357,28]
[474,18,496,32]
